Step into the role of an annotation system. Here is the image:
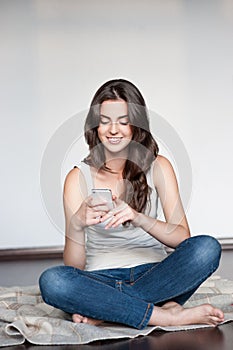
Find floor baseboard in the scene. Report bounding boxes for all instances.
[0,246,63,261]
[0,237,232,261]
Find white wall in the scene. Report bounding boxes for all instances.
[1,0,233,248]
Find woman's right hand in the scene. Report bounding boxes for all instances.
[71,195,111,228]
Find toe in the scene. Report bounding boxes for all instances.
[215,309,224,319]
[72,314,84,323]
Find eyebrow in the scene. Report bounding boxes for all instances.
[100,114,129,119]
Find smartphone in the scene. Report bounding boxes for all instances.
[91,188,114,210]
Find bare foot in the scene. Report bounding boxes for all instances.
[148,302,224,327]
[72,314,103,326]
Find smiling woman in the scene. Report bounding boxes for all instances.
[39,79,224,330]
[83,79,159,214]
[98,99,132,154]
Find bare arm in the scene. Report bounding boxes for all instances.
[103,155,190,248]
[63,167,111,268]
[63,167,87,269]
[134,155,190,248]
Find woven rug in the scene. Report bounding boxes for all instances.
[0,275,233,347]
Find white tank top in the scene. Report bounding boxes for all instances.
[79,161,167,271]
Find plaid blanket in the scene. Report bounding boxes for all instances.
[0,275,233,347]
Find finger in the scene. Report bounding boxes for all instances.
[100,199,131,228]
[104,217,117,229]
[100,209,115,221]
[104,213,129,229]
[90,210,109,218]
[86,195,109,208]
[103,204,131,227]
[86,205,109,217]
[86,208,110,225]
[111,205,132,220]
[110,216,129,228]
[112,196,123,207]
[91,204,110,212]
[86,217,102,226]
[108,204,128,218]
[85,195,94,206]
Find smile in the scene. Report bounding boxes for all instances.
[107,137,123,144]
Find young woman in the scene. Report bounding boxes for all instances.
[39,79,224,329]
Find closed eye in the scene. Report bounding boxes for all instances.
[99,115,130,125]
[99,117,110,125]
[119,119,130,125]
[116,115,130,125]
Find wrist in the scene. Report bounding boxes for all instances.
[70,213,85,230]
[133,213,158,233]
[132,211,144,227]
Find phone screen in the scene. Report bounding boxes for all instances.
[91,189,114,210]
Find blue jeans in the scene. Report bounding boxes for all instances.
[39,235,221,329]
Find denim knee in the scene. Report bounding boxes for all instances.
[39,266,73,305]
[189,235,221,272]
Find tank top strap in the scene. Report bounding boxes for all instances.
[74,161,93,194]
[146,159,155,188]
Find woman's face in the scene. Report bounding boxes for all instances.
[98,99,133,155]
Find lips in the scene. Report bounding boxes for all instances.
[107,137,123,144]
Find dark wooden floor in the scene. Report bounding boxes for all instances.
[3,322,233,350]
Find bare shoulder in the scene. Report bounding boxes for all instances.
[63,166,87,202]
[64,167,80,189]
[153,154,175,173]
[152,155,178,187]
[63,166,87,215]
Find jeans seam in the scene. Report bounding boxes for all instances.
[131,264,157,285]
[153,267,216,306]
[78,272,114,287]
[138,303,151,329]
[131,239,192,286]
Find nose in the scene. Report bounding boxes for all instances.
[109,121,119,135]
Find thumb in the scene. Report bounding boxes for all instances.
[112,196,125,208]
[112,194,117,201]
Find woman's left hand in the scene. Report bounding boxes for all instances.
[100,197,140,229]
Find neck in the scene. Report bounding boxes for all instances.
[104,150,128,173]
[105,158,126,173]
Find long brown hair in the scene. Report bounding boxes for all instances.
[84,79,159,214]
